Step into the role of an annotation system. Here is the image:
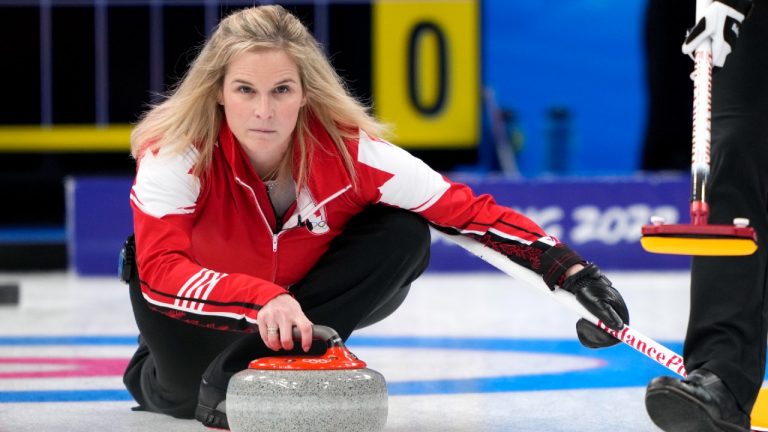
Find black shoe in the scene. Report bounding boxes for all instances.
[645,369,750,432]
[194,379,229,430]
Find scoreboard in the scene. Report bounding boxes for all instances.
[0,0,480,151]
[373,1,479,148]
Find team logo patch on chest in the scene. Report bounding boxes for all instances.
[297,188,330,235]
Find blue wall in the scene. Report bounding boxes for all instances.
[483,0,647,176]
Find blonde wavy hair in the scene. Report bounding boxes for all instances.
[130,4,387,185]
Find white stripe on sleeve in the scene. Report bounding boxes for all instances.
[357,132,450,212]
[132,146,201,218]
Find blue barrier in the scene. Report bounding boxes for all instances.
[430,174,691,271]
[67,174,691,275]
[66,177,134,276]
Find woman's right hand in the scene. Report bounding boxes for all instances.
[257,293,313,352]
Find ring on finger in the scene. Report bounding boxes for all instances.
[266,326,279,335]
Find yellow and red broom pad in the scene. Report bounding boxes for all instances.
[752,387,768,431]
[641,223,757,256]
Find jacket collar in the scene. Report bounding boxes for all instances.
[218,119,258,185]
[217,115,354,192]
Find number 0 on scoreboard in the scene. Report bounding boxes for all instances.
[373,1,479,149]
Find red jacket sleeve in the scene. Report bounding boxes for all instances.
[354,133,584,286]
[131,148,287,330]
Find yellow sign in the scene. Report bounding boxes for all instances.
[0,125,132,151]
[373,1,479,149]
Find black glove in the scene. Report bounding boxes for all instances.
[561,264,629,348]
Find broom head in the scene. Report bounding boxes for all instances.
[641,223,757,256]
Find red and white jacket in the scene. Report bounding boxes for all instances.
[131,118,579,330]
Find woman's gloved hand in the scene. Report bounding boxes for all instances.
[561,264,630,348]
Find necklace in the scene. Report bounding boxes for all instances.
[264,179,278,192]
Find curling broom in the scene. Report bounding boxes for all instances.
[439,232,688,377]
[441,232,768,431]
[642,0,764,429]
[640,0,757,256]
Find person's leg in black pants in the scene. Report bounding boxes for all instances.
[685,0,768,415]
[646,2,768,430]
[123,240,245,418]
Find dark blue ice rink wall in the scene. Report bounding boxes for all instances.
[68,174,690,276]
[66,177,135,276]
[482,0,647,176]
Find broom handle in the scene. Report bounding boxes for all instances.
[691,0,713,224]
[440,232,687,377]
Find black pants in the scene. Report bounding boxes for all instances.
[123,206,430,418]
[641,0,695,170]
[684,0,768,414]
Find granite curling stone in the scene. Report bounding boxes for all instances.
[227,325,387,432]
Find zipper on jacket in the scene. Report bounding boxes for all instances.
[235,177,274,234]
[235,176,284,282]
[235,176,352,282]
[265,185,288,233]
[271,234,278,281]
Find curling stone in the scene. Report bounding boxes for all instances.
[226,325,387,432]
